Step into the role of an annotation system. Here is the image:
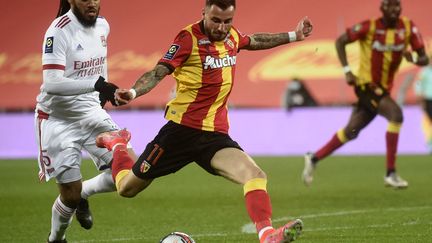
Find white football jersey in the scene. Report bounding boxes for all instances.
[37,10,110,120]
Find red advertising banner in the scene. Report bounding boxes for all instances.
[1,0,430,110]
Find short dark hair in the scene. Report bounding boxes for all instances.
[56,0,71,18]
[205,0,236,10]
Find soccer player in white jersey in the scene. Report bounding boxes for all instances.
[35,1,136,242]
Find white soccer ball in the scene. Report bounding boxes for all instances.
[159,232,195,243]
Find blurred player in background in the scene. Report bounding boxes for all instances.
[303,0,429,188]
[95,0,312,242]
[35,0,136,242]
[414,56,432,153]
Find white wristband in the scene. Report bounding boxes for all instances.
[342,65,351,74]
[129,88,137,99]
[288,31,297,42]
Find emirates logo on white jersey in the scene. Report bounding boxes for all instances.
[203,55,236,70]
[74,56,106,77]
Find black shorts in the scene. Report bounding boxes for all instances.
[354,83,389,114]
[132,121,243,179]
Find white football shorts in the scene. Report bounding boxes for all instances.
[35,109,130,183]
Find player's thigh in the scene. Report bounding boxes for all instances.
[345,105,376,132]
[120,172,153,196]
[210,148,265,185]
[36,118,83,181]
[377,96,403,122]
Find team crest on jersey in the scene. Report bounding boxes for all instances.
[163,44,180,60]
[44,37,54,53]
[140,160,151,173]
[100,35,107,47]
[352,24,362,33]
[226,39,235,49]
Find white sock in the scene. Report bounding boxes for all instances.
[49,196,75,241]
[258,226,274,240]
[81,170,116,199]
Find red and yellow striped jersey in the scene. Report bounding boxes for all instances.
[158,21,250,134]
[346,16,425,90]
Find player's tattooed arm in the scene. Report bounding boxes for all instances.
[246,33,291,50]
[133,64,170,97]
[243,16,313,51]
[114,64,171,105]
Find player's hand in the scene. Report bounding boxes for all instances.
[295,16,313,41]
[94,76,119,107]
[345,72,356,86]
[115,88,134,106]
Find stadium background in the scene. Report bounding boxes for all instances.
[1,0,431,157]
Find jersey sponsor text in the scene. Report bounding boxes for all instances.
[203,55,237,70]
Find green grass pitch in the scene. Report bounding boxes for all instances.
[0,155,431,242]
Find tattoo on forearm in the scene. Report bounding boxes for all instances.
[133,65,169,97]
[247,33,290,50]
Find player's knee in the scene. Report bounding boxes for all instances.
[246,167,267,182]
[345,129,360,140]
[117,185,139,198]
[391,113,403,123]
[389,107,403,123]
[255,169,267,180]
[61,193,81,207]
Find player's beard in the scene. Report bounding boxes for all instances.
[73,7,99,28]
[209,29,229,41]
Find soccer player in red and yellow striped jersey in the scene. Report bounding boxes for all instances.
[303,0,429,189]
[96,0,313,242]
[158,21,249,134]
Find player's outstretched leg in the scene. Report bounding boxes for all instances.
[75,198,93,230]
[261,219,304,243]
[96,129,131,151]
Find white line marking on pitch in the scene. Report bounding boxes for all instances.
[70,205,431,242]
[241,205,432,233]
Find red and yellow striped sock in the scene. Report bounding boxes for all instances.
[243,178,273,241]
[111,144,134,189]
[386,122,401,174]
[315,129,347,160]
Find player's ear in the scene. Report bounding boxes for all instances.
[202,8,205,17]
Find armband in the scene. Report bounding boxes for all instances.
[343,65,351,74]
[129,88,137,99]
[288,31,297,42]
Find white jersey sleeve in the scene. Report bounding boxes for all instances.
[42,69,97,95]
